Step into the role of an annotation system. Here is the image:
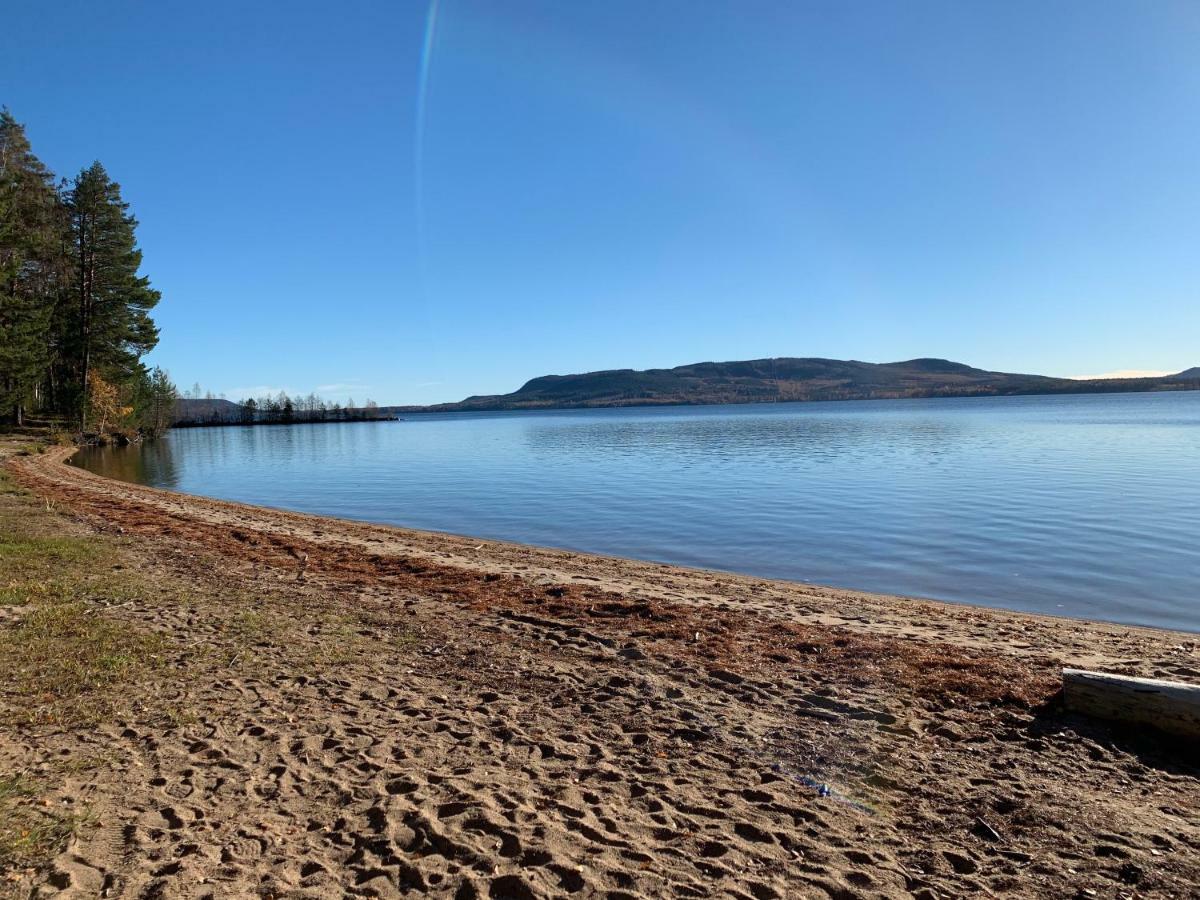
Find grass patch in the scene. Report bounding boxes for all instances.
[283,612,422,672]
[46,752,121,777]
[0,505,146,744]
[0,773,84,873]
[158,704,200,728]
[300,619,361,668]
[0,534,102,566]
[0,443,418,728]
[229,609,268,640]
[0,774,36,804]
[0,469,104,574]
[393,629,420,651]
[0,463,166,724]
[0,602,166,726]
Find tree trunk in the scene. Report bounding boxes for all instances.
[1063,668,1200,741]
[78,213,94,433]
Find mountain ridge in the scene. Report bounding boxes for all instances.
[403,356,1200,413]
[173,358,1200,423]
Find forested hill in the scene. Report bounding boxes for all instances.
[412,358,1200,412]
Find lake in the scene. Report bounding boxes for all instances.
[75,391,1200,632]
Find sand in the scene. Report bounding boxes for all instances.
[2,446,1198,899]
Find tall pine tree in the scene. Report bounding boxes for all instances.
[0,109,63,425]
[64,162,160,430]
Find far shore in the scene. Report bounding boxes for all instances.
[171,415,401,429]
[2,439,1198,897]
[176,381,1200,428]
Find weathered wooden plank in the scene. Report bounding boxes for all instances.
[1062,668,1200,741]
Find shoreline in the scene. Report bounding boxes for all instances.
[57,442,1195,649]
[171,416,400,429]
[3,442,1199,897]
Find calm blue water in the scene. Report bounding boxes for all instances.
[75,392,1200,632]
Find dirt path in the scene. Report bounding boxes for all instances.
[2,447,1198,898]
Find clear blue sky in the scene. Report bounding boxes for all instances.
[5,1,1199,403]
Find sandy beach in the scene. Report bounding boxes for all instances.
[2,444,1198,899]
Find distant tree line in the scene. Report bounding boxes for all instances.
[183,383,226,401]
[238,393,383,425]
[0,108,174,440]
[174,388,389,427]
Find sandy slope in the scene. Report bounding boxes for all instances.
[3,447,1199,899]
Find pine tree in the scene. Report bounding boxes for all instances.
[64,162,160,429]
[142,366,177,437]
[0,110,63,425]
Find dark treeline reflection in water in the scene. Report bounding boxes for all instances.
[81,436,181,486]
[74,392,1200,632]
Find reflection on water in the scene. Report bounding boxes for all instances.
[74,392,1200,632]
[81,437,180,487]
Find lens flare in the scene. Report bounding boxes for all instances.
[414,0,441,247]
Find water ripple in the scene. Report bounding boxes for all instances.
[75,391,1200,632]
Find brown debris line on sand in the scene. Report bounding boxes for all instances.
[11,446,1195,684]
[13,449,1057,707]
[3,445,1200,899]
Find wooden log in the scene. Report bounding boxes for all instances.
[1062,668,1200,741]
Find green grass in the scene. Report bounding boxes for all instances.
[0,539,105,607]
[0,774,86,873]
[0,467,98,553]
[230,609,268,638]
[0,466,107,611]
[393,628,420,651]
[0,447,421,728]
[0,466,166,726]
[0,601,166,726]
[0,534,100,565]
[0,775,36,805]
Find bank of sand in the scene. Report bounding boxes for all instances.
[2,445,1198,898]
